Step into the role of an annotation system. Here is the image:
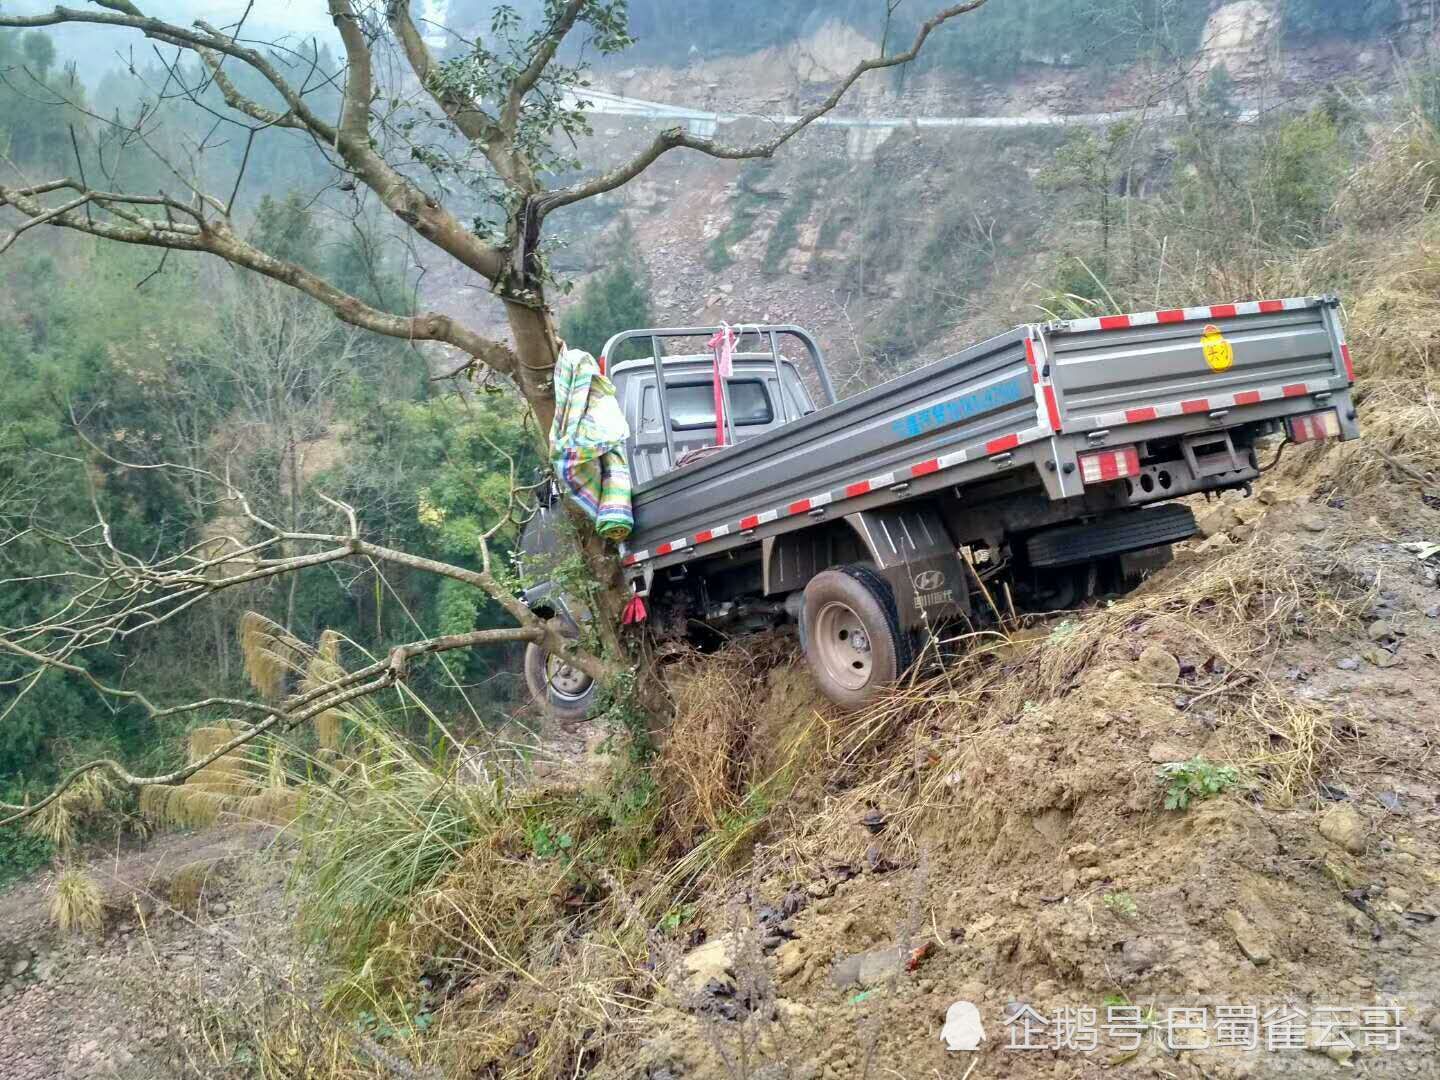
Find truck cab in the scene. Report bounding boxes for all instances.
[609,353,820,483]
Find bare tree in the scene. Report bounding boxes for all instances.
[207,275,362,628]
[0,0,987,817]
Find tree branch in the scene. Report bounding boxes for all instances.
[0,2,513,283]
[386,0,504,147]
[535,0,987,218]
[0,624,538,826]
[0,4,340,143]
[0,178,519,371]
[501,0,586,136]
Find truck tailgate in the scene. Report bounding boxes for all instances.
[1042,297,1353,432]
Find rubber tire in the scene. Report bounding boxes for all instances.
[524,642,597,723]
[800,566,907,710]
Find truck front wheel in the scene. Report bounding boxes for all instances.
[801,567,908,710]
[524,643,597,723]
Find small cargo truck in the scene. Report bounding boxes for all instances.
[522,298,1359,716]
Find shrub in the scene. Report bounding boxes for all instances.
[1262,109,1346,240]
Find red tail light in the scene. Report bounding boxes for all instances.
[1079,445,1141,485]
[1288,409,1341,443]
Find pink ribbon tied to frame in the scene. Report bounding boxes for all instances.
[621,594,648,625]
[707,324,737,447]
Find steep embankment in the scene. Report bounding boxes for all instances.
[595,187,1440,1079]
[613,498,1440,1079]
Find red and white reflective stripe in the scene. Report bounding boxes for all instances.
[1079,446,1140,485]
[1076,378,1334,430]
[1061,297,1314,334]
[619,424,1049,568]
[1330,306,1355,383]
[1288,410,1341,443]
[1024,335,1063,433]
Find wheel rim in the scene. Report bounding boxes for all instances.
[812,601,875,691]
[546,654,593,701]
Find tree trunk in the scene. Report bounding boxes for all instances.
[503,298,672,725]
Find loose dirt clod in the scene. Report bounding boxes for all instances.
[1318,804,1368,854]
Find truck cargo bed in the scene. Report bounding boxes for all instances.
[620,297,1356,577]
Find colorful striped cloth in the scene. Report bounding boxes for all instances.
[550,346,633,540]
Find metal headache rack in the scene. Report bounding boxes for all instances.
[600,324,837,472]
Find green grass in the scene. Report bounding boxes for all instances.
[293,717,490,968]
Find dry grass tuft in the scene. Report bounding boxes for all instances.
[26,769,116,853]
[1221,691,1341,808]
[168,859,218,911]
[240,610,307,701]
[183,722,258,796]
[140,717,303,832]
[660,643,772,849]
[49,866,104,935]
[307,629,348,750]
[139,782,301,830]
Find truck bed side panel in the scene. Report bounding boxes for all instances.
[627,329,1039,552]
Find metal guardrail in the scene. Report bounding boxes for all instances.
[561,86,1258,137]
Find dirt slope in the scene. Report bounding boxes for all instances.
[610,475,1440,1080]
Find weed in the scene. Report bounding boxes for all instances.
[26,769,116,853]
[293,715,488,969]
[524,820,574,858]
[1103,891,1139,918]
[1157,758,1241,811]
[659,902,696,932]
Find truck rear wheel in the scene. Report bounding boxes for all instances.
[801,567,908,710]
[524,642,597,723]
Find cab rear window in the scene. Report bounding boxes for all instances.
[643,381,774,431]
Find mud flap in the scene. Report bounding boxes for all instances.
[845,504,970,631]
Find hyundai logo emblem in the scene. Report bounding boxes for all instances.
[912,569,946,591]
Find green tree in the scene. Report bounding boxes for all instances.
[1261,108,1346,241]
[0,0,985,818]
[1038,121,1138,280]
[1283,0,1399,41]
[250,192,327,271]
[20,30,54,79]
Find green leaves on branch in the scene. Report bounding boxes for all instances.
[429,1,634,180]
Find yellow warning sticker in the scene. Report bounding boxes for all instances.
[1201,324,1234,372]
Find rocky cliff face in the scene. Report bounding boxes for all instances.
[1202,1,1281,84]
[412,5,1431,378]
